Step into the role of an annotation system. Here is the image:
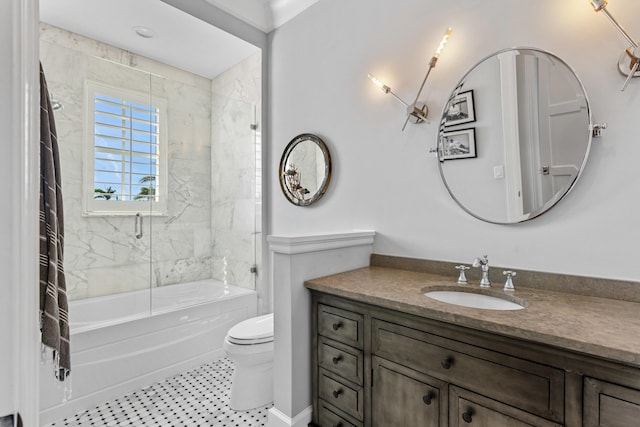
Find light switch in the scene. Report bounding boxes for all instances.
[493,165,504,179]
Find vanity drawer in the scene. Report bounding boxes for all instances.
[372,319,564,423]
[319,369,364,421]
[318,304,363,349]
[449,386,561,427]
[319,337,363,385]
[318,400,363,427]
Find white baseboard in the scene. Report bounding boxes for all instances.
[267,406,312,427]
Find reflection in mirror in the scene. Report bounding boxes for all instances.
[438,48,592,224]
[280,134,332,206]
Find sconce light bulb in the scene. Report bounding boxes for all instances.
[590,0,607,12]
[368,73,391,93]
[434,27,453,58]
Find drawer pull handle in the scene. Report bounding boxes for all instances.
[422,391,434,405]
[462,408,474,423]
[441,356,454,369]
[332,355,343,364]
[332,389,343,399]
[332,321,343,331]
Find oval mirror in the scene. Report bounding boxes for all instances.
[438,48,592,224]
[279,133,332,206]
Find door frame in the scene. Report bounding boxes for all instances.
[11,0,41,425]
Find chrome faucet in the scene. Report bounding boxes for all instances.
[455,265,470,284]
[503,270,516,292]
[472,255,491,288]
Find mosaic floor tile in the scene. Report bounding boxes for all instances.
[44,358,271,427]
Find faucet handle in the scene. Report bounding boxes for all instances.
[455,265,470,284]
[503,270,516,292]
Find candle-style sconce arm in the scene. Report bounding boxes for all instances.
[368,28,451,130]
[590,0,640,91]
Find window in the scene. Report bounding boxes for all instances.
[83,81,167,215]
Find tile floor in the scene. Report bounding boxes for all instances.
[44,358,271,427]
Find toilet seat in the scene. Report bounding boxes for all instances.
[226,313,273,345]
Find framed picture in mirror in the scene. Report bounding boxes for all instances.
[444,89,475,127]
[440,128,476,160]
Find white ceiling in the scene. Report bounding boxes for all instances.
[39,0,266,79]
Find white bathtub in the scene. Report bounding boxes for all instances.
[39,279,257,425]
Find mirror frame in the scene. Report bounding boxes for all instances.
[437,47,593,224]
[279,133,332,206]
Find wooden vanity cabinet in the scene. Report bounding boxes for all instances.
[310,291,640,427]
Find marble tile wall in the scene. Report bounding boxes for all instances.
[40,23,260,300]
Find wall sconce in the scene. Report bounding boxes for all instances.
[368,27,452,130]
[590,0,639,90]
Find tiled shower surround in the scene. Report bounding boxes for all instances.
[39,23,261,300]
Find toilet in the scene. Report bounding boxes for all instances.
[223,313,274,411]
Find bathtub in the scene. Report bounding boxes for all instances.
[39,279,257,425]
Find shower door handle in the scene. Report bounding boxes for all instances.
[135,213,143,239]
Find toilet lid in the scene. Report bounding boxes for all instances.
[227,313,274,344]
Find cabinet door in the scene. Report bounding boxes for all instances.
[449,386,561,427]
[372,356,446,427]
[584,377,640,427]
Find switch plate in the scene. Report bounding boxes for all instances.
[493,165,505,179]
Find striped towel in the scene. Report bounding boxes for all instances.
[39,63,70,381]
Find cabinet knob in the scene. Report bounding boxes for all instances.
[332,389,343,399]
[462,408,474,423]
[422,391,434,405]
[332,322,343,331]
[332,355,343,365]
[441,356,454,369]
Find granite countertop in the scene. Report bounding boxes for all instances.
[305,266,640,368]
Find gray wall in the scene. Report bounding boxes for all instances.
[269,0,640,282]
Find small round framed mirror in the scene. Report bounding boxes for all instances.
[279,133,332,206]
[438,48,592,224]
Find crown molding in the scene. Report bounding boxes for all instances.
[203,0,319,33]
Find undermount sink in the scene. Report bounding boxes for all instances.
[424,290,525,311]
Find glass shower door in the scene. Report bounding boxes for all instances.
[210,97,260,293]
[147,77,261,314]
[44,53,156,326]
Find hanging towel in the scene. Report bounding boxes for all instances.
[39,63,70,381]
